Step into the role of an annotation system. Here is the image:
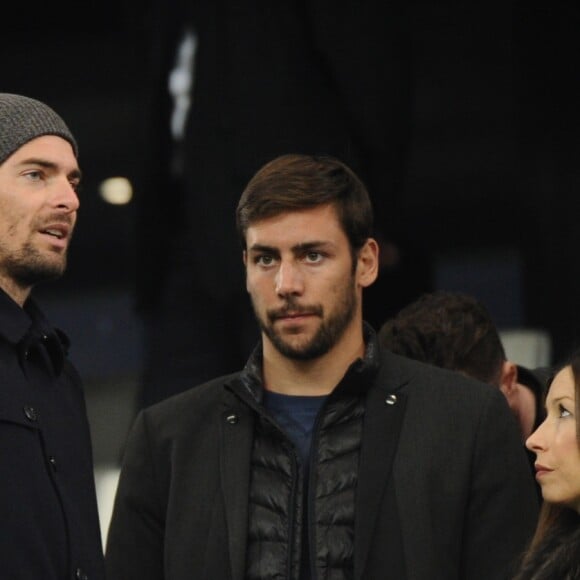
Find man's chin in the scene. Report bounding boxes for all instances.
[12,262,66,287]
[276,346,322,361]
[267,331,331,361]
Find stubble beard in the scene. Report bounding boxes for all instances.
[254,275,358,361]
[2,241,67,288]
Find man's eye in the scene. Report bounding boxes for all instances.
[305,252,323,263]
[24,170,42,181]
[256,255,275,266]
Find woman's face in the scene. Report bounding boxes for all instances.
[526,366,580,512]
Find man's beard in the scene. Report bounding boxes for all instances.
[254,276,358,361]
[3,242,67,287]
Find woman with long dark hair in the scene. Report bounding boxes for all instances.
[514,348,580,578]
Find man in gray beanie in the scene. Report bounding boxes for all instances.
[0,93,105,579]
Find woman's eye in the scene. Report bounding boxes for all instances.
[558,404,571,418]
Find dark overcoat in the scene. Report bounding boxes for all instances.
[106,347,539,579]
[0,292,105,580]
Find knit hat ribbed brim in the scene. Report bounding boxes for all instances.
[0,93,78,165]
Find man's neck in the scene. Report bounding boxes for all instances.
[0,275,31,307]
[261,329,366,396]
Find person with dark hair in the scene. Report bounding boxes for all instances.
[513,348,580,578]
[379,291,547,441]
[106,154,537,580]
[132,0,430,410]
[0,94,105,579]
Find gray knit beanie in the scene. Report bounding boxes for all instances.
[0,93,78,165]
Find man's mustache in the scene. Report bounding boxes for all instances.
[267,301,323,322]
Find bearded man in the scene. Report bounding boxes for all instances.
[106,153,538,580]
[0,93,104,580]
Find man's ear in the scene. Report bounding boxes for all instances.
[243,250,248,266]
[357,238,379,288]
[499,361,518,400]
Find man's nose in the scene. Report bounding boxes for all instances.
[275,261,304,296]
[53,178,80,212]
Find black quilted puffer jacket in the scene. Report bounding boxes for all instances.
[233,333,380,580]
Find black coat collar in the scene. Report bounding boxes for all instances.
[0,288,69,376]
[234,321,382,403]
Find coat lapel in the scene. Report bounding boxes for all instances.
[354,353,410,579]
[220,397,255,580]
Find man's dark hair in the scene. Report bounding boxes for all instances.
[236,153,374,253]
[379,291,506,385]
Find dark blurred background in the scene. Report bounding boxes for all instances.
[2,0,579,539]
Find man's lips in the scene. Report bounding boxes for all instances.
[40,224,70,240]
[269,307,322,323]
[272,311,316,322]
[37,222,73,252]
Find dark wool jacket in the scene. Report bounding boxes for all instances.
[106,328,540,580]
[0,290,105,580]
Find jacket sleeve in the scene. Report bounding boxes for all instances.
[105,411,166,580]
[461,388,538,579]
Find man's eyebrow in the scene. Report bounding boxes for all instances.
[291,241,330,253]
[17,158,82,181]
[248,243,279,254]
[248,241,331,254]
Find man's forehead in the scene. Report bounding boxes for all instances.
[6,135,80,175]
[245,206,345,248]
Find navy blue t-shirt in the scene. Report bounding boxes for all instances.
[263,390,327,467]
